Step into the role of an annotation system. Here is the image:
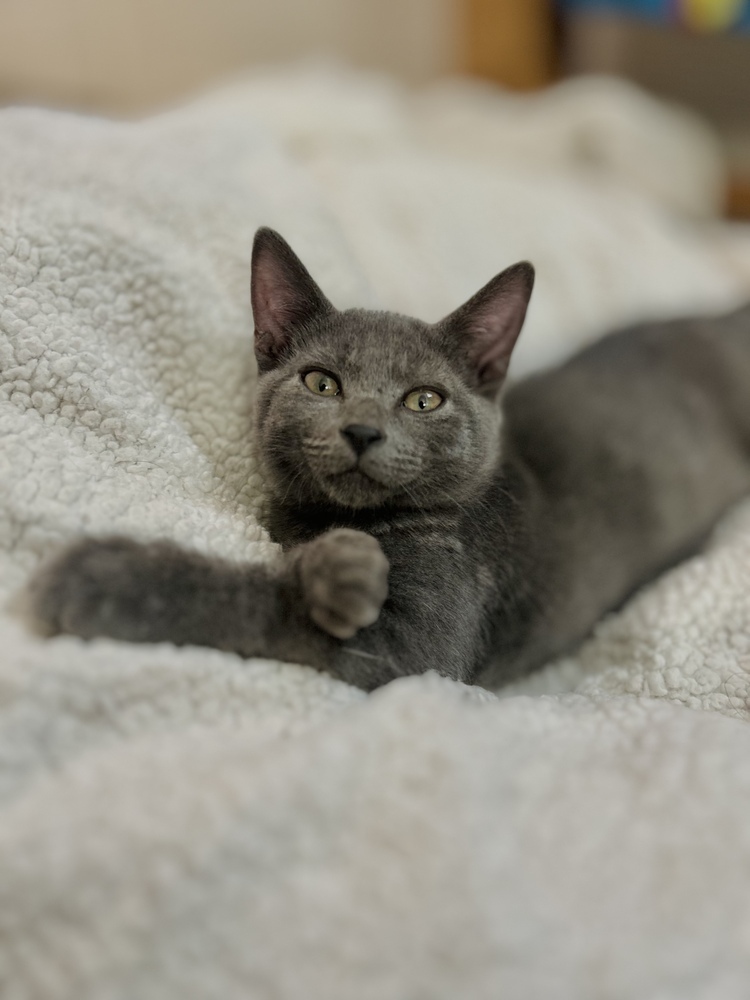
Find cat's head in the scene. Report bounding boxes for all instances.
[252,228,534,512]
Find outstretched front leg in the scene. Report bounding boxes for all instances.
[27,525,487,689]
[27,530,389,680]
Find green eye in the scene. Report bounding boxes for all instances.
[403,388,443,412]
[303,371,341,397]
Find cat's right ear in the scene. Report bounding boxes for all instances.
[251,228,334,371]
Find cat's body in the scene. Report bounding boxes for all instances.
[28,229,750,690]
[481,312,750,683]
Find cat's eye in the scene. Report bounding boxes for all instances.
[403,388,444,412]
[303,371,341,397]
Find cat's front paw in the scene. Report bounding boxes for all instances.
[27,536,170,642]
[297,528,389,640]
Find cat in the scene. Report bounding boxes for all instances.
[27,227,750,690]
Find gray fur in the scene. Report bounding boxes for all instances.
[27,228,750,690]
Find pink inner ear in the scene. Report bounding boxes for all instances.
[253,272,290,341]
[471,290,528,385]
[252,263,299,366]
[251,228,333,370]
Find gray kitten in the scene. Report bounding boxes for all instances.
[28,228,750,689]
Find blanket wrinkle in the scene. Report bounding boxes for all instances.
[3,68,750,999]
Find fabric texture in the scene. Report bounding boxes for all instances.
[3,67,750,999]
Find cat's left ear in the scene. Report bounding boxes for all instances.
[251,227,334,371]
[437,262,534,394]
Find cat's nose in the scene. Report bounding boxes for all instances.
[341,424,384,456]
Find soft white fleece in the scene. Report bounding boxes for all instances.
[2,69,750,1000]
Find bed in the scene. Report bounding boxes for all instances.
[2,66,750,999]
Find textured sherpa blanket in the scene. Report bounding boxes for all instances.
[3,68,750,999]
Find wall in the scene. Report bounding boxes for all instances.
[0,0,459,113]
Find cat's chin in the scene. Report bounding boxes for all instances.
[318,468,395,510]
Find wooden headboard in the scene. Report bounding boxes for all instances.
[461,1,750,219]
[463,0,557,89]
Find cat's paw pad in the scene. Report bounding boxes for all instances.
[298,528,389,640]
[27,536,160,641]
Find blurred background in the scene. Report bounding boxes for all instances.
[0,0,747,215]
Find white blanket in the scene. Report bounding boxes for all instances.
[3,68,750,999]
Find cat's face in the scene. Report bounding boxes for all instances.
[251,229,533,512]
[256,309,504,510]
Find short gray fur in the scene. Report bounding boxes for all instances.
[28,228,750,690]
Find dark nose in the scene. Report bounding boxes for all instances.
[341,424,384,456]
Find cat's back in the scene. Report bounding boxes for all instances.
[503,303,750,477]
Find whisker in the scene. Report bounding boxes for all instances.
[401,482,427,513]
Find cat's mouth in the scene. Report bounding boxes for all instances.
[340,465,390,490]
[320,464,393,508]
